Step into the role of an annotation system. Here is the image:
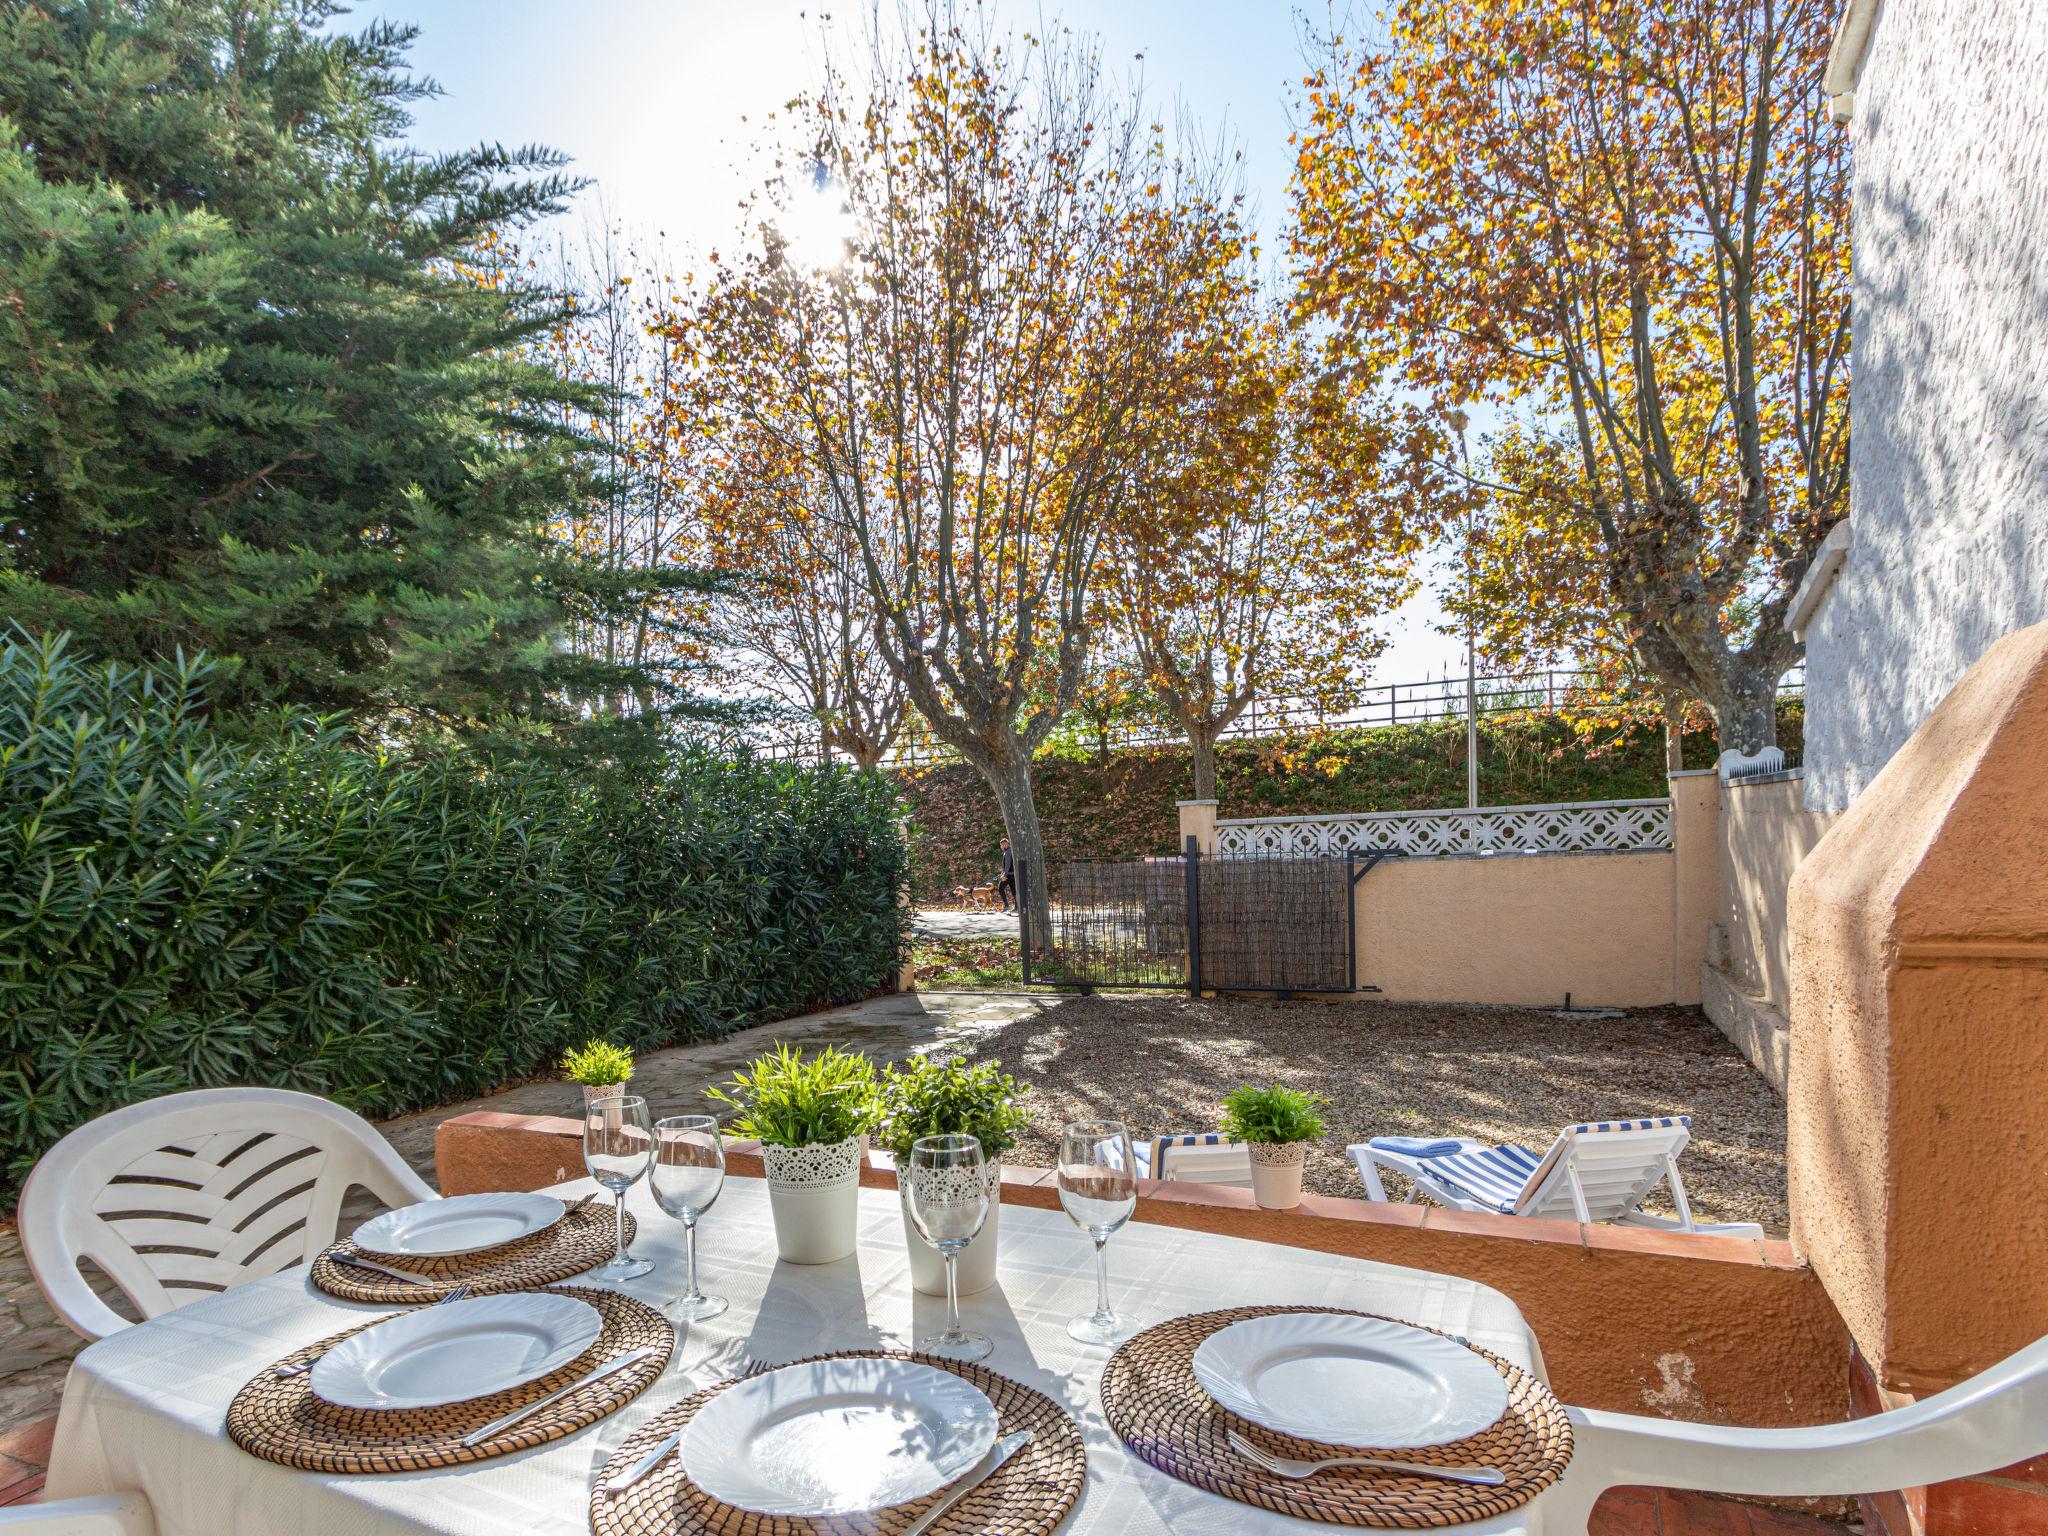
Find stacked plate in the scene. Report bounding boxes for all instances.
[1190,1313,1510,1450]
[678,1359,1003,1518]
[313,1195,594,1413]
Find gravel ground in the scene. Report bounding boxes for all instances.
[948,994,1788,1233]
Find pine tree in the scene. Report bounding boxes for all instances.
[0,0,669,733]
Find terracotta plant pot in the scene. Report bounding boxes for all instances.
[899,1161,1002,1297]
[761,1137,863,1264]
[1247,1141,1307,1210]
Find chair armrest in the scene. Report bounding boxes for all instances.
[0,1494,157,1536]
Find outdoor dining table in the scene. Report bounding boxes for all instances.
[46,1174,1559,1536]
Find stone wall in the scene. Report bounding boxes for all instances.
[1801,0,2048,813]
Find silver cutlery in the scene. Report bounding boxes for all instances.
[604,1356,776,1497]
[1226,1428,1506,1488]
[334,1251,446,1288]
[464,1346,658,1447]
[274,1285,469,1377]
[567,1190,599,1218]
[901,1430,1032,1536]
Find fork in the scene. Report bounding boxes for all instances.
[1225,1428,1507,1487]
[273,1285,470,1378]
[603,1355,778,1497]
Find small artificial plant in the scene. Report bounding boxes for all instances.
[708,1043,880,1147]
[878,1055,1031,1163]
[1218,1083,1330,1145]
[561,1038,635,1087]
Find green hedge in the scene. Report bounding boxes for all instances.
[0,633,908,1191]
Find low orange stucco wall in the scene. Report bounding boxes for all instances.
[1789,620,2048,1396]
[436,1110,1850,1430]
[1355,850,1681,1007]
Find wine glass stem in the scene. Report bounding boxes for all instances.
[683,1216,700,1299]
[943,1248,963,1339]
[1093,1234,1112,1320]
[613,1188,629,1264]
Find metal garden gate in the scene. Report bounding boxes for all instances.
[1020,837,1389,995]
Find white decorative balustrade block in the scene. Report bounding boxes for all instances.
[1213,798,1673,859]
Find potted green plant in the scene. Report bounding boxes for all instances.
[710,1044,879,1264]
[1219,1084,1329,1210]
[877,1056,1029,1297]
[562,1038,635,1109]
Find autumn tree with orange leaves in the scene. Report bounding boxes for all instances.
[689,6,1247,932]
[1104,303,1421,801]
[695,414,908,767]
[1292,0,1850,756]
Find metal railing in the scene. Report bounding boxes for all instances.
[746,665,1805,768]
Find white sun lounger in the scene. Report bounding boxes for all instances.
[1133,1132,1253,1188]
[1347,1116,1764,1236]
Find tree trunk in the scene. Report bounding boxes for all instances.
[1662,691,1685,773]
[984,743,1054,949]
[1188,727,1221,803]
[1710,672,1779,757]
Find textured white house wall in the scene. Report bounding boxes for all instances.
[1802,0,2048,812]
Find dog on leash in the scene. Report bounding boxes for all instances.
[952,880,1001,911]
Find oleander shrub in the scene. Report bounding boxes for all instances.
[0,632,909,1193]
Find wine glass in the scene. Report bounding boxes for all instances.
[903,1134,992,1362]
[651,1115,728,1321]
[1058,1120,1138,1345]
[583,1094,654,1281]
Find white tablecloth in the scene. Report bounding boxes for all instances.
[49,1177,1555,1535]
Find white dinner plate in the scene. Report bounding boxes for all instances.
[681,1359,1000,1517]
[351,1192,565,1258]
[310,1292,603,1411]
[1192,1313,1510,1449]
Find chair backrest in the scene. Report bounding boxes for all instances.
[19,1087,437,1341]
[1548,1331,2048,1529]
[1149,1133,1254,1188]
[1514,1117,1692,1222]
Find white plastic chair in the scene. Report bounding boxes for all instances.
[1547,1332,2048,1531]
[1134,1133,1253,1188]
[0,1494,155,1535]
[1348,1117,1764,1237]
[19,1087,436,1340]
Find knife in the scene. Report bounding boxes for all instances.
[334,1251,445,1288]
[604,1428,682,1497]
[901,1430,1032,1536]
[463,1347,658,1447]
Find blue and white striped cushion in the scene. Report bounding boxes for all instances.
[1414,1143,1544,1212]
[1564,1116,1690,1136]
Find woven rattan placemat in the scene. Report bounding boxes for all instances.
[1100,1306,1571,1529]
[588,1351,1087,1536]
[228,1286,671,1472]
[312,1202,639,1303]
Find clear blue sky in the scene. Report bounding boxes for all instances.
[362,0,1466,683]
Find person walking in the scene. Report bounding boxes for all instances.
[996,836,1016,914]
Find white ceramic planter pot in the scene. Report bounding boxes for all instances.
[899,1162,1002,1297]
[1247,1142,1307,1210]
[762,1138,862,1264]
[580,1080,632,1110]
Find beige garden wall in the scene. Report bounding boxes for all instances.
[1354,848,1685,1007]
[1703,775,1841,1091]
